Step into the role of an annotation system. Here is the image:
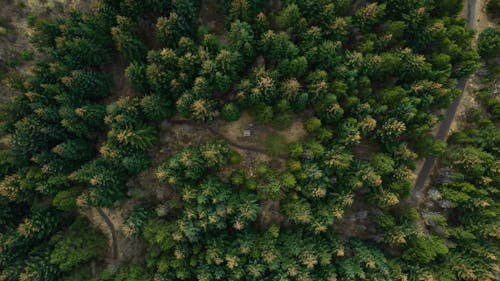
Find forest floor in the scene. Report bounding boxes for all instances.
[0,0,95,101]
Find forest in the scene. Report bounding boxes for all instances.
[0,0,498,280]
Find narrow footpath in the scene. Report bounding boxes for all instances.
[96,208,118,260]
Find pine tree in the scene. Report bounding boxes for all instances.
[111,16,147,62]
[50,217,107,272]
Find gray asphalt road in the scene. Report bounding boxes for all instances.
[411,0,477,202]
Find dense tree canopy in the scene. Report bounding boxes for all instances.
[0,0,496,280]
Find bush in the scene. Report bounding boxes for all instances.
[263,134,287,157]
[141,94,174,122]
[229,150,242,164]
[487,0,500,20]
[50,218,107,271]
[402,236,449,263]
[21,50,34,61]
[222,103,241,122]
[256,162,269,176]
[252,103,274,124]
[304,117,321,133]
[53,188,81,211]
[288,143,304,158]
[478,27,500,58]
[272,112,293,130]
[231,169,246,186]
[372,153,395,175]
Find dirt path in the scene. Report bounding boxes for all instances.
[169,119,289,160]
[410,0,478,207]
[96,208,118,261]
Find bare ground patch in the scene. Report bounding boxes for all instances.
[102,58,135,103]
[352,141,379,162]
[198,0,226,41]
[216,111,306,149]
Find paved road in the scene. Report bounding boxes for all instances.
[411,0,477,203]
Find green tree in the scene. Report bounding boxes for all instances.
[227,20,255,63]
[62,70,112,104]
[111,16,147,62]
[304,117,321,133]
[487,0,500,20]
[51,139,93,163]
[278,4,306,33]
[251,103,274,124]
[70,159,127,207]
[50,217,106,272]
[156,13,187,48]
[434,0,464,17]
[140,94,174,122]
[402,236,449,263]
[122,207,150,238]
[52,187,81,211]
[372,153,395,175]
[125,62,149,93]
[263,134,287,157]
[478,27,500,58]
[259,31,298,64]
[222,103,241,122]
[112,263,153,281]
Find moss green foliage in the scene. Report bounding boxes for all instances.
[478,27,500,58]
[262,134,287,157]
[221,102,241,121]
[50,217,107,272]
[487,0,500,21]
[431,64,499,279]
[0,0,495,280]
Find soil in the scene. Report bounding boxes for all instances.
[215,111,306,151]
[102,57,135,103]
[409,0,497,237]
[198,0,226,41]
[160,111,307,176]
[332,194,381,242]
[0,0,96,100]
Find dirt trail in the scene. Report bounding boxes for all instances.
[169,119,290,160]
[96,208,118,260]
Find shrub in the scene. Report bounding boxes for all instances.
[53,188,81,211]
[272,112,293,130]
[252,103,273,124]
[478,27,500,58]
[487,0,500,20]
[21,50,34,61]
[231,169,246,186]
[288,143,304,158]
[304,117,321,133]
[50,218,107,271]
[229,150,242,164]
[263,134,287,157]
[256,162,270,176]
[222,103,241,122]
